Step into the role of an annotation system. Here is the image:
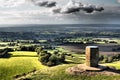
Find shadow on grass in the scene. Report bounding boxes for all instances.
[104,67,120,74]
[64,61,82,64]
[0,53,12,58]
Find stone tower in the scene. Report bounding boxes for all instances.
[86,46,99,67]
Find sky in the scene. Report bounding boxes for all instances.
[0,0,120,24]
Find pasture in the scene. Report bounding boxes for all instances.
[0,51,46,80]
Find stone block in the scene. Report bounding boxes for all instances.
[86,46,99,67]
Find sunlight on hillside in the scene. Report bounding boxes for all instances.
[0,51,46,80]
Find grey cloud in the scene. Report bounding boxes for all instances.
[81,6,104,13]
[118,0,120,3]
[32,0,56,7]
[52,1,104,14]
[95,7,104,12]
[52,7,61,13]
[46,1,56,7]
[61,7,81,14]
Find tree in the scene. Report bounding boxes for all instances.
[35,47,43,55]
[38,50,67,66]
[39,51,51,65]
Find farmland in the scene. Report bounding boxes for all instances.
[0,24,120,80]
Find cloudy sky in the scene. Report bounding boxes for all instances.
[0,0,120,24]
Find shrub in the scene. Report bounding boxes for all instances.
[38,51,67,66]
[99,54,120,63]
[49,55,57,62]
[39,51,51,65]
[104,55,109,63]
[53,51,58,55]
[35,47,43,55]
[99,55,104,61]
[59,54,65,62]
[46,61,55,67]
[0,48,14,58]
[18,45,37,51]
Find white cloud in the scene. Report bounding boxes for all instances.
[0,8,54,24]
[118,0,120,3]
[0,0,26,8]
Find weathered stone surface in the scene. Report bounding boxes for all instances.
[86,46,99,67]
[66,64,120,76]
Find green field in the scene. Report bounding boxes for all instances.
[28,62,120,80]
[0,50,85,80]
[0,51,46,80]
[0,51,120,80]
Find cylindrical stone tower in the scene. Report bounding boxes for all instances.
[86,46,99,67]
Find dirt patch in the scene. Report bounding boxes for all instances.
[66,64,120,76]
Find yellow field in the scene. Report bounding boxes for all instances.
[0,51,46,80]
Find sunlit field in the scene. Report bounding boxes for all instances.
[29,61,120,80]
[0,51,46,80]
[0,51,120,80]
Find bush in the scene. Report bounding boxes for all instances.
[59,54,65,62]
[35,47,43,55]
[99,55,104,61]
[99,54,120,63]
[104,56,109,63]
[17,45,37,51]
[39,51,51,65]
[46,61,55,67]
[49,55,58,62]
[107,56,114,63]
[38,51,67,66]
[0,48,14,58]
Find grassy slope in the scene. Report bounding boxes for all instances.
[0,51,120,80]
[105,61,120,69]
[0,51,46,80]
[28,52,120,80]
[29,62,120,80]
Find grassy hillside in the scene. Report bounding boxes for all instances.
[0,51,46,80]
[28,62,120,80]
[0,51,120,80]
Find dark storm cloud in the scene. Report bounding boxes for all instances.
[52,6,81,14]
[74,6,120,24]
[52,1,104,14]
[32,0,56,7]
[31,0,104,14]
[81,6,104,13]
